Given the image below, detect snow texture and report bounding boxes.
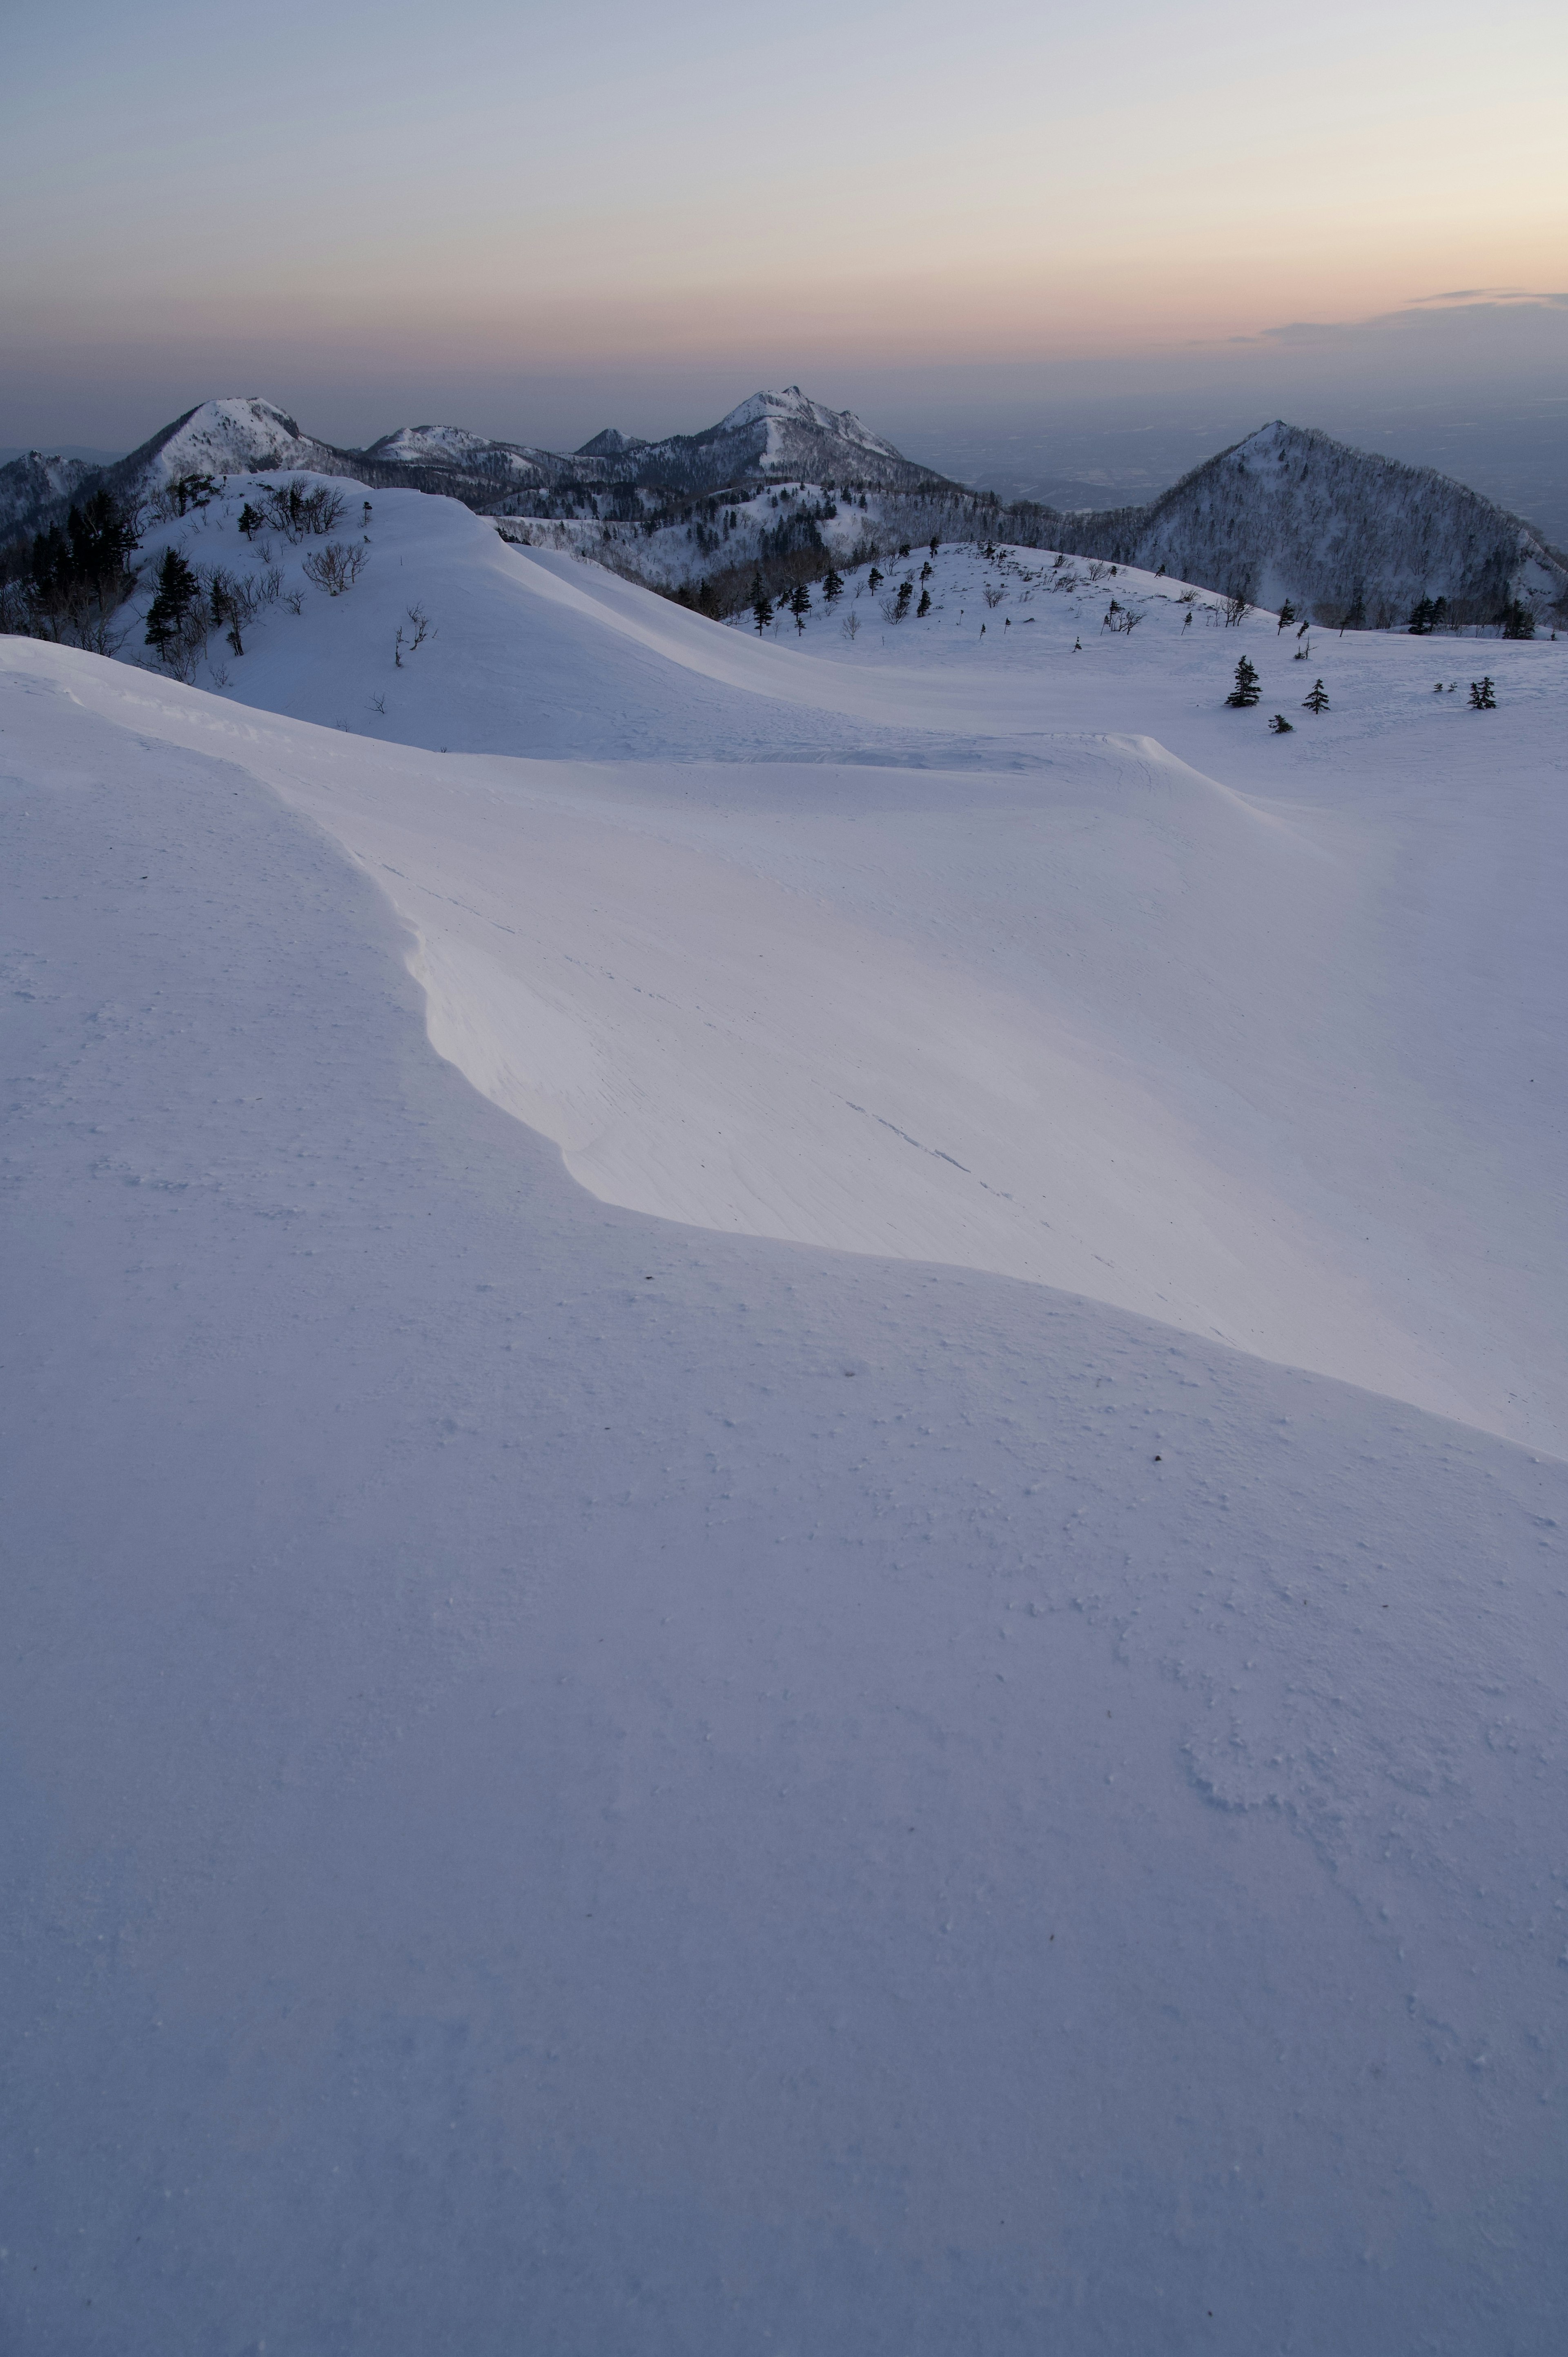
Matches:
[3,475,1566,2353]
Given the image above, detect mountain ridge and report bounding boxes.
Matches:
[3,390,1564,627]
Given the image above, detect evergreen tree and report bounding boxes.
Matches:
[822,566,844,605]
[1268,713,1294,733]
[1343,588,1366,633]
[1276,602,1296,633]
[145,547,198,658]
[867,566,883,595]
[788,581,812,633]
[238,502,262,539]
[1500,600,1535,640]
[1302,678,1330,714]
[749,575,773,635]
[1407,596,1437,635]
[917,588,931,618]
[893,578,913,620]
[1468,676,1497,709]
[1225,656,1261,707]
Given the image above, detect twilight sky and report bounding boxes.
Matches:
[4,0,1565,460]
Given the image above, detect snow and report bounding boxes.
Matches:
[136,395,337,484]
[715,384,906,464]
[3,475,1566,2350]
[0,448,94,538]
[363,421,549,480]
[1059,420,1568,623]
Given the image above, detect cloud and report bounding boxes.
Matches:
[1231,290,1568,350]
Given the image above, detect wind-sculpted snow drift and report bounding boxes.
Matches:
[2,477,1566,2354]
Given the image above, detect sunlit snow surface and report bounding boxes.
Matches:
[2,482,1566,2352]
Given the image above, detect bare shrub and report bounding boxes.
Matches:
[301,540,368,596]
[258,482,348,544]
[982,584,1005,609]
[841,610,860,641]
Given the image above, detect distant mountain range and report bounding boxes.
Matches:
[4,389,1564,628]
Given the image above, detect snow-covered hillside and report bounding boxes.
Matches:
[4,468,1566,2352]
[1053,419,1568,624]
[64,474,1568,1453]
[362,420,555,483]
[122,393,346,484]
[0,448,96,540]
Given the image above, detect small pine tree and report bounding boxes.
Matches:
[1408,596,1437,635]
[1225,656,1261,707]
[917,587,931,618]
[929,536,940,557]
[1268,713,1294,733]
[893,579,913,620]
[867,565,883,595]
[144,546,197,657]
[1500,600,1535,641]
[1302,678,1330,714]
[750,575,773,634]
[822,565,844,605]
[1468,676,1496,709]
[1276,601,1296,633]
[238,502,261,539]
[1343,589,1366,634]
[788,581,812,633]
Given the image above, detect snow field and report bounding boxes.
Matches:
[4,466,1566,2341]
[3,666,1566,2352]
[73,486,1568,1452]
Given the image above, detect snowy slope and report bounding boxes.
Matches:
[4,632,1567,2355]
[120,394,347,485]
[98,477,1568,1455]
[1052,420,1568,622]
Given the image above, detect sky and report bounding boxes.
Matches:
[3,0,1565,480]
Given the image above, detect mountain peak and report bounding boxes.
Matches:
[576,427,648,458]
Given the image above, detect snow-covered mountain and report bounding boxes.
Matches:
[0,449,97,541]
[8,395,1565,630]
[3,388,952,546]
[575,384,941,493]
[120,395,346,485]
[1047,420,1568,625]
[361,421,558,486]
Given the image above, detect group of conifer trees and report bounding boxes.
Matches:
[1,490,140,649]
